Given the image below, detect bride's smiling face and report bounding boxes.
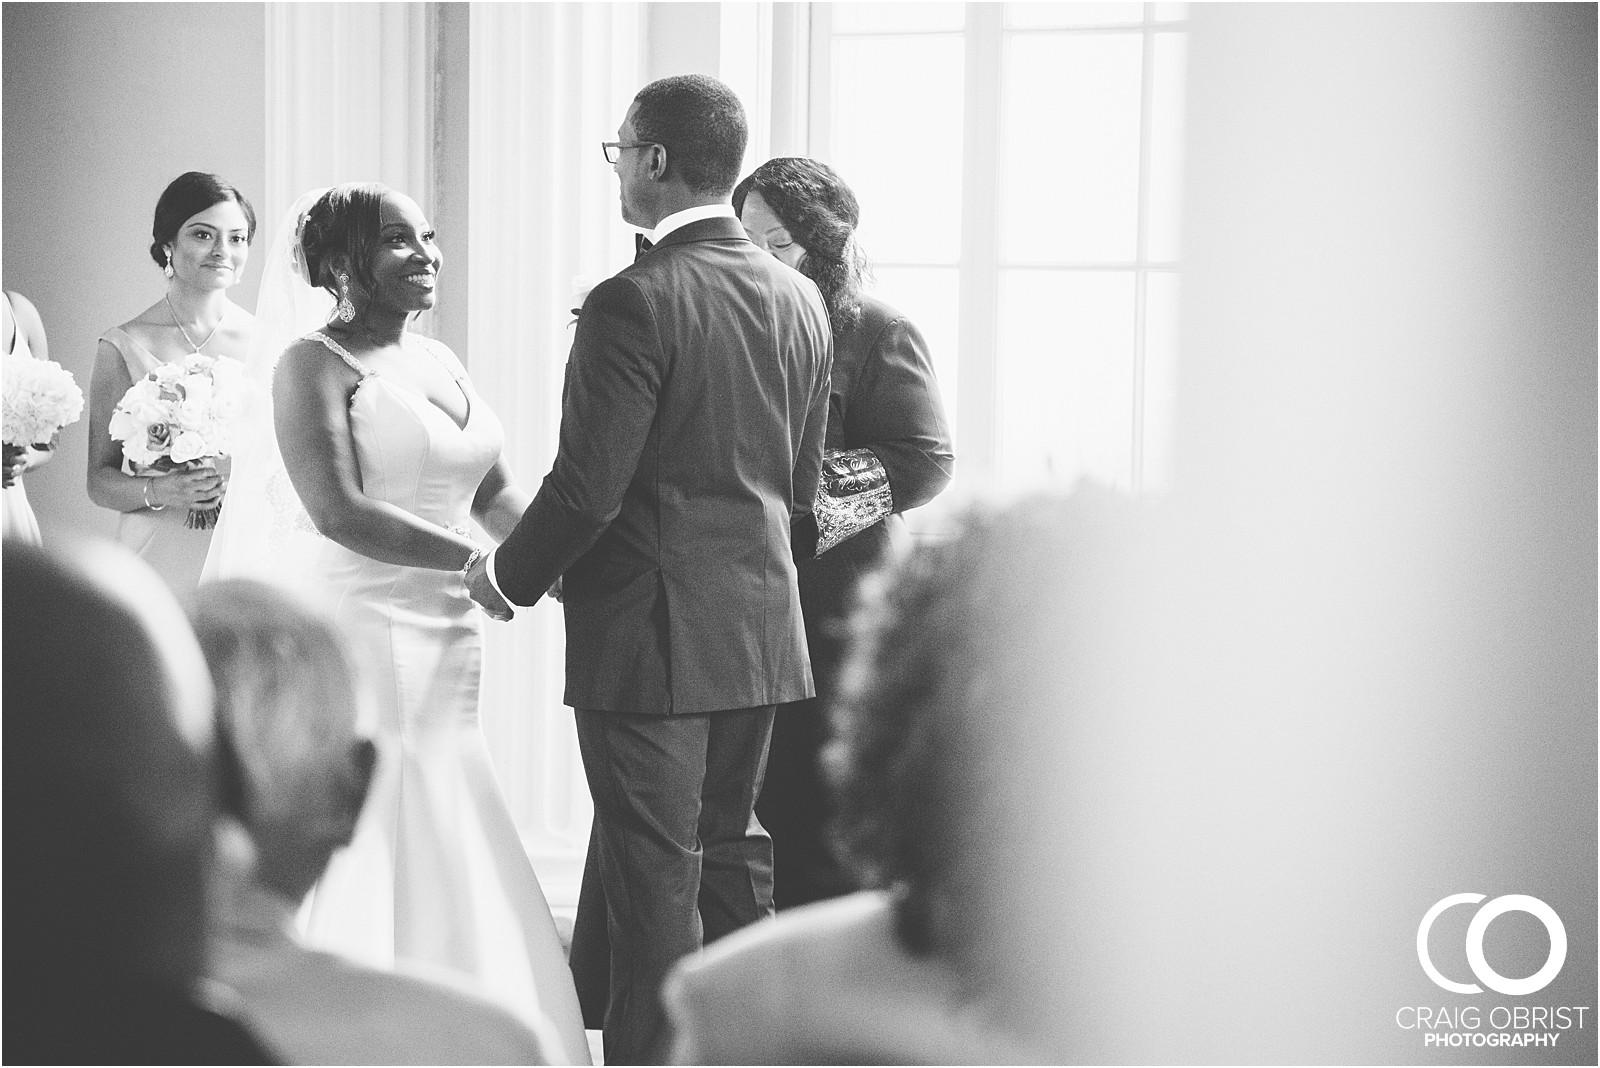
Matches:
[362,193,441,314]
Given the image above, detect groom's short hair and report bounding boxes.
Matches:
[632,74,748,196]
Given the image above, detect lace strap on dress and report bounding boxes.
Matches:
[305,331,377,379]
[412,333,467,383]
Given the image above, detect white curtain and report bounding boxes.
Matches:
[264,1,643,905]
[264,2,435,230]
[263,2,447,339]
[468,1,644,905]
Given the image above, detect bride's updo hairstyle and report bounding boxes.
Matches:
[150,171,257,269]
[297,183,390,303]
[733,157,868,335]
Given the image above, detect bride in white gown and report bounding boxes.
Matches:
[205,186,590,1064]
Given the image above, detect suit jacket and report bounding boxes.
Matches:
[495,215,834,715]
[793,293,955,691]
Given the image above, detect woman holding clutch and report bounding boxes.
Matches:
[735,157,955,908]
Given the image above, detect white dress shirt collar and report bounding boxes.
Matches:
[649,203,737,244]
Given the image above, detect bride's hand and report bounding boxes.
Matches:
[465,552,514,622]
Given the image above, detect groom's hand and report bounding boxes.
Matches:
[466,553,515,622]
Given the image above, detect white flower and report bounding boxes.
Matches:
[168,430,210,465]
[211,354,246,384]
[2,354,84,446]
[109,352,251,467]
[177,373,214,424]
[106,406,142,444]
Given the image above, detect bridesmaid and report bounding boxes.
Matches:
[2,290,54,545]
[87,171,256,597]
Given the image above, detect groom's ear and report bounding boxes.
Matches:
[649,143,670,182]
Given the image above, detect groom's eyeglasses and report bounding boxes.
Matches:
[602,141,658,164]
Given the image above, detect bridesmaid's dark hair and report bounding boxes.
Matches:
[297,183,390,302]
[733,157,868,335]
[149,172,257,269]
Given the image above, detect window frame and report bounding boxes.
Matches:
[807,2,1188,510]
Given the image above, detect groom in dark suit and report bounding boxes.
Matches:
[467,74,833,1064]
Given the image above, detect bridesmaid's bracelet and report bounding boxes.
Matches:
[142,478,166,512]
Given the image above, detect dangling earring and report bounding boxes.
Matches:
[336,272,356,323]
[163,251,174,280]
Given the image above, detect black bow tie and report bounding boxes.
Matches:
[634,233,654,262]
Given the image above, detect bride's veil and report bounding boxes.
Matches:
[202,189,332,583]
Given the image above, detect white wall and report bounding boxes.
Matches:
[1044,5,1596,1061]
[2,2,267,544]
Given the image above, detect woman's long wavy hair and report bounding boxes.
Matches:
[733,157,870,336]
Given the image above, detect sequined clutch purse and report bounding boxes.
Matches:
[814,447,893,556]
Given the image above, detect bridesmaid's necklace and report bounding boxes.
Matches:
[166,293,223,354]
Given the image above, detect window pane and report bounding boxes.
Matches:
[832,2,965,33]
[1006,2,1145,29]
[832,36,964,263]
[997,270,1136,491]
[1146,31,1187,262]
[1141,270,1180,493]
[1151,3,1190,23]
[1000,33,1143,263]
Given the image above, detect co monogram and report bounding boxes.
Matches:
[1417,894,1567,996]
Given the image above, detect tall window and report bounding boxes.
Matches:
[809,2,1187,521]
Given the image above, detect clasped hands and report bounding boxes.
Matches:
[464,552,562,624]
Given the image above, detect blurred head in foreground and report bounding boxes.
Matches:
[3,540,269,1061]
[190,578,375,902]
[825,487,1132,1034]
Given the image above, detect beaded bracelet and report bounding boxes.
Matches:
[448,524,483,575]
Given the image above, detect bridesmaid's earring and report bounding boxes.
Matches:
[163,251,174,279]
[336,272,356,323]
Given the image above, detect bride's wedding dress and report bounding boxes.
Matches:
[205,193,589,1064]
[287,332,588,1063]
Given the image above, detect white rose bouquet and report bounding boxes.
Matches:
[108,352,252,529]
[2,352,84,487]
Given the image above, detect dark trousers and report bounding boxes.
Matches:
[569,705,776,1065]
[753,531,884,910]
[754,693,859,908]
